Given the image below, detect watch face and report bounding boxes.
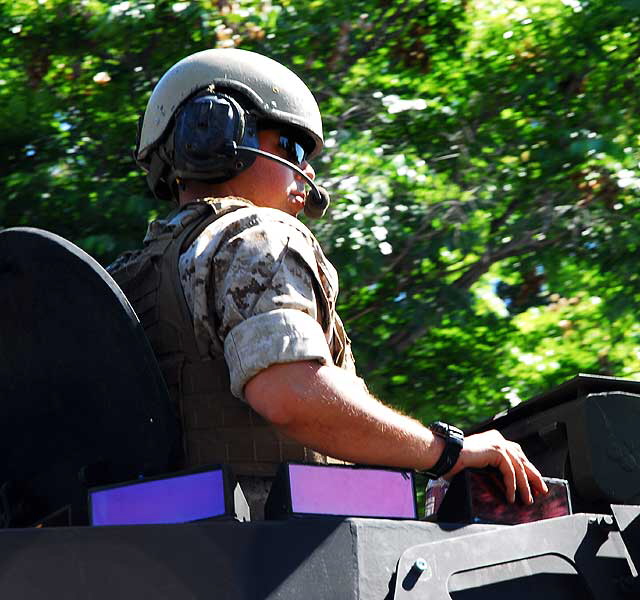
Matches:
[430,421,449,438]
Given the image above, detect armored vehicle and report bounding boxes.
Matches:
[1,227,638,599]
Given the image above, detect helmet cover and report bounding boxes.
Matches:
[137,48,324,173]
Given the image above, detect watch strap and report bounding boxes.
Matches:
[421,421,464,479]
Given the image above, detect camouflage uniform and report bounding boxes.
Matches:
[178,197,356,399]
[111,196,355,518]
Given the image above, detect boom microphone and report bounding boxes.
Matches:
[305,185,331,219]
[237,146,331,218]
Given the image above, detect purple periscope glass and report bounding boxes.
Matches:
[286,464,416,519]
[90,469,227,526]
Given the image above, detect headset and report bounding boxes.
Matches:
[162,91,330,218]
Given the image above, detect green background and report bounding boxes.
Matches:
[3,0,640,427]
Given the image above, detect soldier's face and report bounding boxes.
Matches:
[229,130,316,217]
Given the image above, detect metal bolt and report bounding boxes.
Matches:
[413,558,428,572]
[402,557,431,590]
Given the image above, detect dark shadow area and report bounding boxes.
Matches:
[450,572,594,599]
[0,228,349,599]
[612,505,640,575]
[0,517,350,599]
[0,228,179,526]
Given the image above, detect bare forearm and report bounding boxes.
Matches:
[245,361,445,470]
[245,360,549,505]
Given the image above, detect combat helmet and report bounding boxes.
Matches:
[136,48,324,201]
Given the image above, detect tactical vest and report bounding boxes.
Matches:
[109,199,334,476]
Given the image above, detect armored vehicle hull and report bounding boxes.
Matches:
[0,227,638,599]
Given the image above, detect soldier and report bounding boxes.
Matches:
[109,49,547,518]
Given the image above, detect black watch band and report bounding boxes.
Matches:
[421,421,464,479]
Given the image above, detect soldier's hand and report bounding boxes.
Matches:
[446,430,548,504]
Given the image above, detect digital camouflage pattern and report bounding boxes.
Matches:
[109,197,351,487]
[177,197,356,399]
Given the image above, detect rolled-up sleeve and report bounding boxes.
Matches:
[224,309,332,398]
[192,208,335,399]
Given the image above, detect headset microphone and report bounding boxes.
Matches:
[237,146,331,219]
[304,184,331,219]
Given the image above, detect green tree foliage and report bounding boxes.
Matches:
[2,0,640,427]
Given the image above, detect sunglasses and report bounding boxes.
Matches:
[278,132,310,166]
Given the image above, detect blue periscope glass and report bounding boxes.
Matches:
[90,469,226,526]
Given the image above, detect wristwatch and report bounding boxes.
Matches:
[421,421,465,479]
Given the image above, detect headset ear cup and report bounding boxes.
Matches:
[171,93,257,183]
[236,112,260,169]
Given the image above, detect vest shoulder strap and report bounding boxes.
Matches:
[158,200,246,362]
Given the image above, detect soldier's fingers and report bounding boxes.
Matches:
[510,451,533,505]
[496,450,517,503]
[507,441,548,497]
[523,458,548,495]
